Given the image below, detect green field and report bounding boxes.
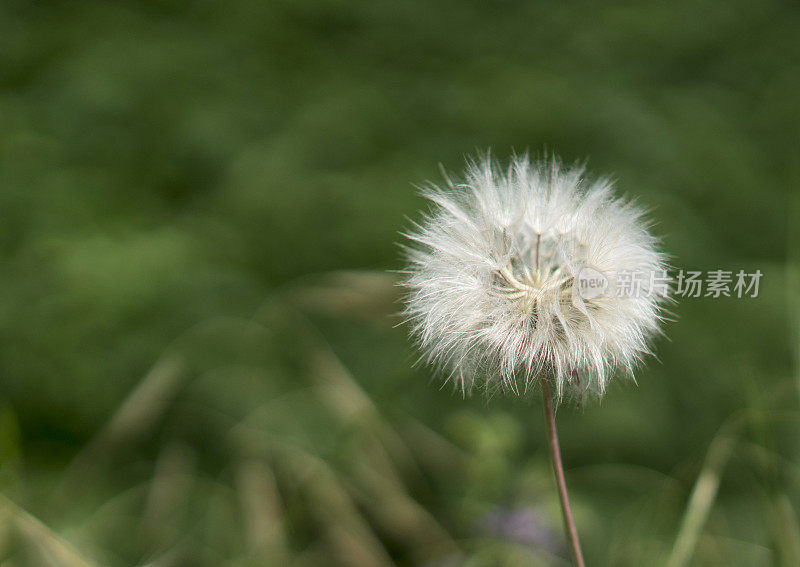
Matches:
[0,1,798,565]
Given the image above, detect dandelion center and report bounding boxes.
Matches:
[492,230,584,313]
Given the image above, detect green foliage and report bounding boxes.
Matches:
[0,1,798,565]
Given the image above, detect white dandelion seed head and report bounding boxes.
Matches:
[401,154,669,400]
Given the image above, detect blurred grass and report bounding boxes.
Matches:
[0,0,799,565]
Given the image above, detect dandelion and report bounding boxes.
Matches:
[402,154,667,398]
[400,153,669,566]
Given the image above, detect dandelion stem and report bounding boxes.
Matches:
[541,377,585,567]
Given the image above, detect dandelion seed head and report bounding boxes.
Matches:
[401,154,669,399]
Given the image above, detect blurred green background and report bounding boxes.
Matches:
[1,1,799,566]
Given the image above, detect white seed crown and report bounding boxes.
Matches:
[401,154,669,399]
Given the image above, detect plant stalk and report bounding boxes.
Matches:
[541,377,585,567]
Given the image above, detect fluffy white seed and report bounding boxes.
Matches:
[401,154,669,399]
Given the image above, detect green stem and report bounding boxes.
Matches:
[667,435,736,567]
